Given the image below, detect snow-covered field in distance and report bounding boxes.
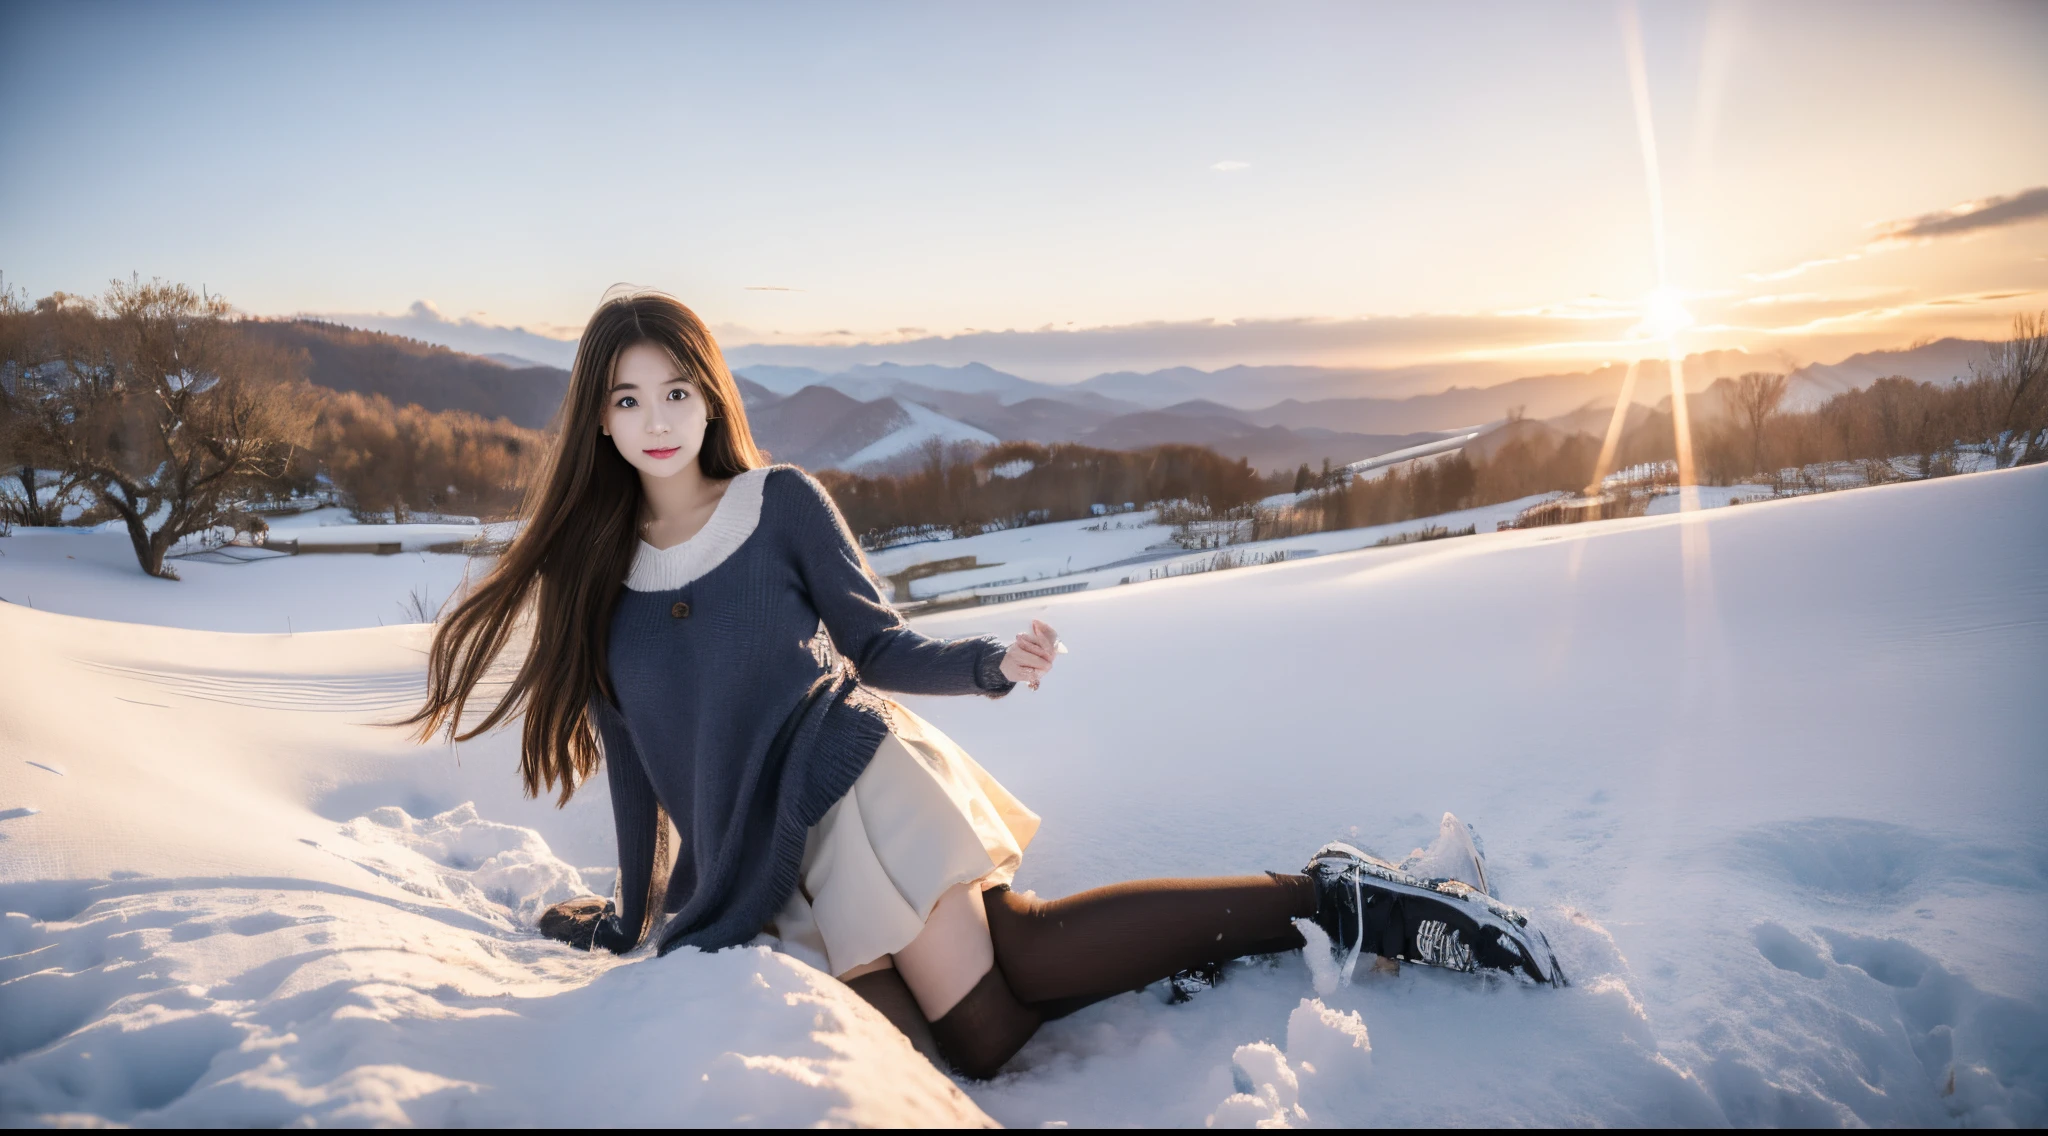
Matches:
[870,482,1774,604]
[1,466,2043,1126]
[0,482,1773,630]
[0,527,478,634]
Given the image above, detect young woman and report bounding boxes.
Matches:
[407,291,1558,1080]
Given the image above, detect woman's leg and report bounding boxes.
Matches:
[891,883,995,1018]
[985,873,1315,1009]
[892,882,1043,1079]
[884,873,1321,1080]
[841,963,945,1067]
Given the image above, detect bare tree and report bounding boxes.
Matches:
[0,283,44,525]
[10,278,312,578]
[1727,372,1789,478]
[1,289,98,527]
[1972,312,2048,467]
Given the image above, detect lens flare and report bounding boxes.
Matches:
[1587,359,1643,493]
[1620,0,1699,507]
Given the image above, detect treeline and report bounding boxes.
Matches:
[1254,440,1596,540]
[815,440,1269,546]
[1260,314,2046,541]
[0,277,547,575]
[284,389,542,521]
[242,318,568,431]
[1684,330,2047,483]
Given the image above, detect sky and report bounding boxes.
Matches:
[3,0,2045,382]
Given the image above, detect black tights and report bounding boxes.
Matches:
[850,873,1315,1079]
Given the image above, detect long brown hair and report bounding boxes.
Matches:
[402,290,764,804]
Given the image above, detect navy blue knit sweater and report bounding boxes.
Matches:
[588,465,1013,956]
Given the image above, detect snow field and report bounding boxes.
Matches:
[2,476,1771,633]
[872,492,1576,604]
[0,613,988,1126]
[0,464,2042,1125]
[903,464,2048,1126]
[0,527,479,633]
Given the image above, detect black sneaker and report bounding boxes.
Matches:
[1166,961,1225,1003]
[1304,842,1564,985]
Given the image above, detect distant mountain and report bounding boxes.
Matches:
[745,385,997,472]
[873,387,1117,442]
[834,361,1046,401]
[1543,401,1652,439]
[1528,340,1993,437]
[245,319,570,430]
[1785,337,1986,408]
[1073,361,1527,410]
[1072,340,1995,423]
[733,364,834,395]
[734,374,782,411]
[732,361,1138,416]
[1076,401,1443,473]
[746,386,874,466]
[841,401,999,470]
[743,362,1029,402]
[1239,352,1746,437]
[310,302,579,369]
[289,315,1991,469]
[482,352,551,370]
[742,376,1450,474]
[1229,341,1996,438]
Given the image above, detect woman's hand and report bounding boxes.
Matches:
[999,619,1059,690]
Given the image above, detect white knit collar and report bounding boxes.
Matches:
[624,467,771,592]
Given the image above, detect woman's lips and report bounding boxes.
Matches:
[643,446,680,459]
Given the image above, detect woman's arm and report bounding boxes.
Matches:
[784,470,1016,697]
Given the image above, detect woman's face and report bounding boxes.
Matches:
[603,341,710,478]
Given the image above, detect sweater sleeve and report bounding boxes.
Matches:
[782,469,1015,698]
[591,703,661,954]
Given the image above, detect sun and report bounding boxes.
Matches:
[1634,287,1696,342]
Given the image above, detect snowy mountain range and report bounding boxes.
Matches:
[731,338,1992,473]
[274,317,1997,474]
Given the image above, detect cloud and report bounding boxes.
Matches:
[1750,186,2048,281]
[1876,186,2048,242]
[310,283,2031,388]
[1211,160,1250,172]
[719,310,1639,382]
[1745,254,1862,283]
[1734,286,1908,312]
[1498,295,1644,321]
[308,301,580,368]
[1719,288,2039,338]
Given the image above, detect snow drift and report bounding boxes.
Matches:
[2,465,2044,1126]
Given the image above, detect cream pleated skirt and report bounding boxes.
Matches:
[765,700,1039,977]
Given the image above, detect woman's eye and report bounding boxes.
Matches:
[668,388,688,401]
[615,396,637,409]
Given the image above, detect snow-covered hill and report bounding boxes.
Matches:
[839,399,999,471]
[744,385,1001,473]
[1,466,2042,1126]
